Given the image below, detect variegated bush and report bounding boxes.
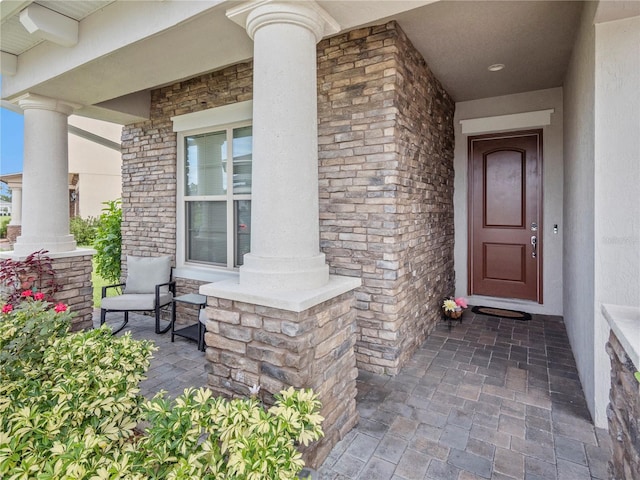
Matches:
[0,300,155,479]
[0,300,323,479]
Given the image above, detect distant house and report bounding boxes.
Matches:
[0,200,10,216]
[67,115,122,219]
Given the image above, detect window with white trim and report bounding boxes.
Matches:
[179,123,252,269]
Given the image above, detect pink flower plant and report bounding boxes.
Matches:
[2,304,13,314]
[21,290,33,298]
[454,297,468,309]
[34,292,45,301]
[54,303,68,313]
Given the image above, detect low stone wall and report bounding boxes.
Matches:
[201,291,359,469]
[606,330,640,479]
[52,253,94,331]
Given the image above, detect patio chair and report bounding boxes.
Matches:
[100,255,175,335]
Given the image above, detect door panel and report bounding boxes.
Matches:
[469,130,542,302]
[484,243,525,282]
[485,150,524,227]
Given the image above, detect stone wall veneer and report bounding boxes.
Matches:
[120,20,454,377]
[120,62,253,262]
[606,330,640,480]
[317,22,455,374]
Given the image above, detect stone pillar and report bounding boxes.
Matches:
[13,93,77,255]
[229,1,338,291]
[202,291,359,469]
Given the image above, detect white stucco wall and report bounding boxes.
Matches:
[593,14,640,427]
[68,116,122,219]
[453,87,564,316]
[563,1,597,423]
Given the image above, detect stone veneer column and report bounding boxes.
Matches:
[229,1,338,291]
[13,93,77,255]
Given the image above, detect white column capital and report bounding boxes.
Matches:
[15,93,80,116]
[227,0,339,42]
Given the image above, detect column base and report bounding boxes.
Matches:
[199,284,360,469]
[240,253,330,291]
[0,248,95,331]
[13,234,77,255]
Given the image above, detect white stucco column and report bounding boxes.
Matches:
[13,94,77,255]
[7,183,22,226]
[227,1,339,291]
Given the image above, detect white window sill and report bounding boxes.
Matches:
[602,303,640,370]
[173,265,239,284]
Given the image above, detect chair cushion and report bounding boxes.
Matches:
[101,292,173,311]
[124,256,172,294]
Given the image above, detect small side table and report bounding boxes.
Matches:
[171,293,207,351]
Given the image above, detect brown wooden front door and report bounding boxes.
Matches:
[468,130,542,302]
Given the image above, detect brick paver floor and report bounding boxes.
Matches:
[319,312,611,480]
[94,309,208,399]
[95,308,611,479]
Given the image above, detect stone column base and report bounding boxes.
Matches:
[606,330,640,479]
[201,289,359,469]
[6,224,20,246]
[1,248,95,331]
[52,251,95,331]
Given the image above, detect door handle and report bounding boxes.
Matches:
[531,235,537,258]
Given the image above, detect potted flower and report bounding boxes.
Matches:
[442,296,467,319]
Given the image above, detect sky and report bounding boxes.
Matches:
[0,107,24,176]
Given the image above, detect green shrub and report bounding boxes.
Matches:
[70,216,98,246]
[136,386,323,479]
[0,297,74,380]
[93,199,122,285]
[0,301,324,479]
[0,217,9,239]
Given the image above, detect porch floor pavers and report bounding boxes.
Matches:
[94,308,611,479]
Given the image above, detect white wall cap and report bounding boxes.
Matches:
[602,303,640,370]
[200,274,361,312]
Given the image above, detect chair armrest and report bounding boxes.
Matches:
[155,280,176,296]
[102,283,125,299]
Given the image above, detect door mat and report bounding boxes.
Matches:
[471,306,532,321]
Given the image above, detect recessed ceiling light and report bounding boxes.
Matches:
[488,64,505,72]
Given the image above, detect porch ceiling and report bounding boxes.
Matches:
[0,0,605,122]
